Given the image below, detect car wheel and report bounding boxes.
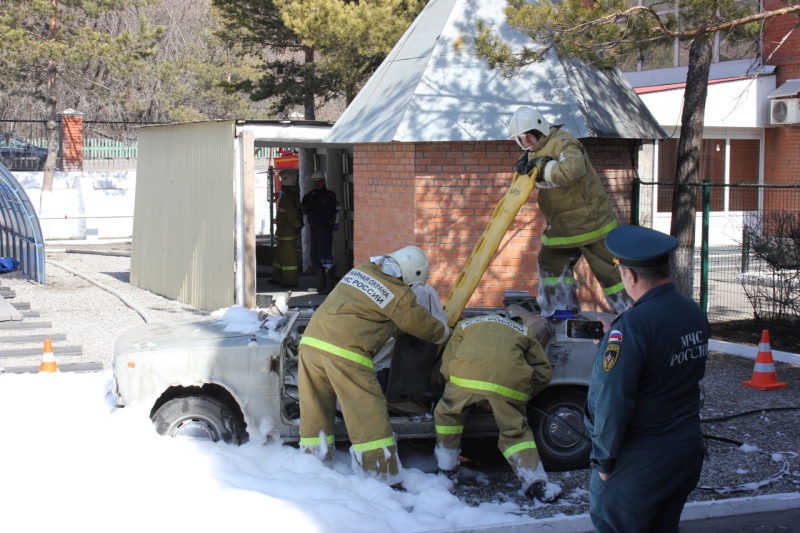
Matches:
[528,386,591,471]
[152,395,244,444]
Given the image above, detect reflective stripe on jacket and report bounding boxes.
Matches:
[529,127,617,248]
[300,262,448,367]
[441,315,552,402]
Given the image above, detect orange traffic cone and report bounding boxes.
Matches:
[38,338,58,373]
[742,330,786,390]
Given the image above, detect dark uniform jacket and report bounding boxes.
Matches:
[301,261,449,369]
[302,187,338,230]
[441,315,552,401]
[526,126,617,248]
[584,283,709,474]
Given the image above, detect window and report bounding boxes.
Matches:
[656,137,760,213]
[627,0,759,72]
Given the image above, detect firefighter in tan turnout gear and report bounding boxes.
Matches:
[270,169,303,287]
[509,106,632,317]
[298,245,451,487]
[433,304,562,502]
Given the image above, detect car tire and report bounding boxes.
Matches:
[152,395,244,444]
[528,386,591,471]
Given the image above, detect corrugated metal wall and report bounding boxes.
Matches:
[131,121,236,311]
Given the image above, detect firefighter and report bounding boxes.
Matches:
[433,304,562,502]
[297,245,451,487]
[270,169,303,287]
[301,170,338,295]
[509,106,632,317]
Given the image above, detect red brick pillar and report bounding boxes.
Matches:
[59,109,84,171]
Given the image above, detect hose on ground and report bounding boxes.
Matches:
[65,248,131,258]
[47,259,150,323]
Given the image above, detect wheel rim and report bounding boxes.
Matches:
[167,415,222,441]
[544,405,588,453]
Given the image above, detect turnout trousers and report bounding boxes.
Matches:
[589,437,705,533]
[272,236,299,285]
[434,382,547,488]
[537,240,631,316]
[298,345,402,484]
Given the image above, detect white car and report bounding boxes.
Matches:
[112,303,606,471]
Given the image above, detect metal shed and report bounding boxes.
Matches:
[131,120,346,311]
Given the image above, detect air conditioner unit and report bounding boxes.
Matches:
[770,98,800,125]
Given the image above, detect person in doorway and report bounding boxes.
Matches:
[508,105,632,317]
[270,169,303,287]
[433,304,561,502]
[297,245,451,488]
[301,170,339,294]
[584,225,709,533]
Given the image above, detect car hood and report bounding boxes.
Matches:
[114,314,293,357]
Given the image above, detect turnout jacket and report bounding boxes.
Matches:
[584,283,709,474]
[441,315,552,401]
[275,186,303,239]
[525,126,617,248]
[300,261,449,368]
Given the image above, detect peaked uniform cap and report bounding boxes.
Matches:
[606,225,678,268]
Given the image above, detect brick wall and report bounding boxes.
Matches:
[353,138,636,311]
[764,0,800,187]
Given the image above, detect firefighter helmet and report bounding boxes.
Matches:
[387,246,430,285]
[311,170,326,183]
[280,169,298,186]
[508,106,551,150]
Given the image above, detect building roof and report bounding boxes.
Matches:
[325,0,666,144]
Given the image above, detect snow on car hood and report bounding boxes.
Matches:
[115,305,295,355]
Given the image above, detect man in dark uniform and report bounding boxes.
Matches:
[584,225,709,533]
[301,170,338,294]
[297,245,451,487]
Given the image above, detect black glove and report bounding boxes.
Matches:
[514,152,531,175]
[529,156,553,180]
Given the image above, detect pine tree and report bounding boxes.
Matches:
[212,0,425,119]
[0,0,163,209]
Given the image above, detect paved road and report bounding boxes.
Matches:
[683,506,800,531]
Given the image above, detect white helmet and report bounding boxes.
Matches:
[508,106,551,150]
[387,245,430,285]
[280,169,298,187]
[311,170,326,183]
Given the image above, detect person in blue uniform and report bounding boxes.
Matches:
[302,171,339,294]
[584,225,709,533]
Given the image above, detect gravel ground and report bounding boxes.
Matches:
[1,240,799,521]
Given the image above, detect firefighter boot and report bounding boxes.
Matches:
[319,267,335,295]
[316,268,327,294]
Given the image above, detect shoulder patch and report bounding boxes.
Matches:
[603,344,620,373]
[460,314,527,335]
[340,269,395,309]
[608,330,622,343]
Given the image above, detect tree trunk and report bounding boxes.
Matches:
[669,36,712,298]
[40,6,60,214]
[304,47,315,120]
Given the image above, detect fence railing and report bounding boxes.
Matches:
[1,116,280,169]
[634,180,800,324]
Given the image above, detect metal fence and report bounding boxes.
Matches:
[634,180,800,324]
[0,116,280,170]
[0,116,159,170]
